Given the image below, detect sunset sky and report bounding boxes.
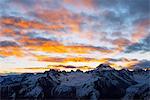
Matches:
[0,0,150,73]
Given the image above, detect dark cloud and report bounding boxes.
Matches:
[111,32,125,37]
[108,58,138,62]
[64,66,76,69]
[127,0,150,15]
[94,0,150,27]
[112,38,131,47]
[125,34,150,52]
[0,41,18,47]
[95,0,150,15]
[133,60,150,69]
[102,10,124,24]
[14,0,37,6]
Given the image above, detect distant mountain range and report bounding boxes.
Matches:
[0,64,150,100]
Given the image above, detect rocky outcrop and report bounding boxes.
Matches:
[123,83,150,100]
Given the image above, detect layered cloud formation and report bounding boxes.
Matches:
[0,0,150,73]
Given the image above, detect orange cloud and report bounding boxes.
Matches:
[0,47,24,57]
[47,64,92,71]
[111,58,139,69]
[112,38,132,47]
[37,56,111,65]
[18,36,113,54]
[36,8,82,33]
[1,17,65,31]
[0,28,18,37]
[132,19,150,42]
[18,36,61,46]
[124,61,139,69]
[27,45,113,54]
[37,56,64,62]
[63,57,95,62]
[14,64,93,72]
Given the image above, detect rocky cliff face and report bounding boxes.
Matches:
[0,64,150,100]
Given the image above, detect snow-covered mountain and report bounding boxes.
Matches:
[0,64,150,100]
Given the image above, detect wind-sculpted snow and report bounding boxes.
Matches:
[0,64,150,99]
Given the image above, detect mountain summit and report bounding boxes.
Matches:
[0,64,149,100]
[96,64,114,70]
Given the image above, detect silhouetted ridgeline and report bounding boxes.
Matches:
[0,64,150,100]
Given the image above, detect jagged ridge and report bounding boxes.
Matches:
[0,64,150,100]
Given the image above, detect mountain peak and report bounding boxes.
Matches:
[0,64,149,99]
[96,63,114,70]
